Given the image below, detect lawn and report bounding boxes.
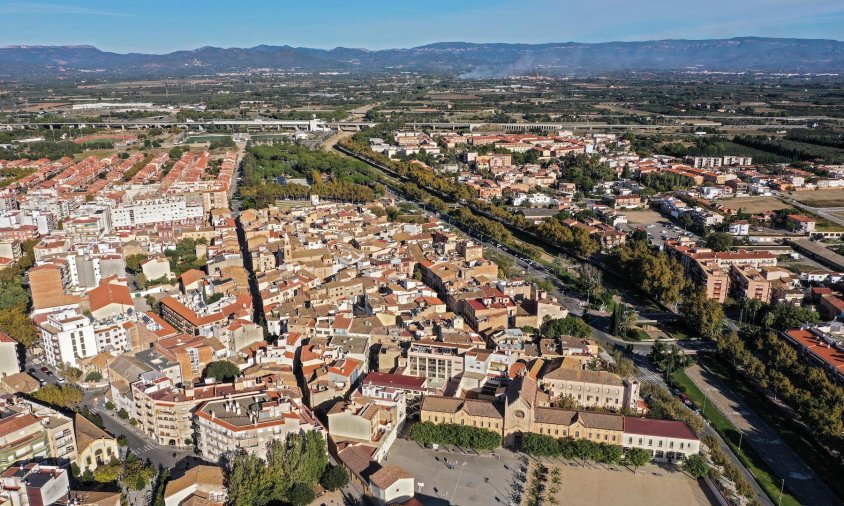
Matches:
[700,357,844,501]
[661,321,698,341]
[670,369,801,506]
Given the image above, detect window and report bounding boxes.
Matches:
[648,439,653,446]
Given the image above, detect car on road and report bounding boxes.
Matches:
[40,367,49,373]
[38,379,46,386]
[57,377,66,385]
[28,368,36,374]
[45,370,53,376]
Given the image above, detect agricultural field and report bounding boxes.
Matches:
[789,189,844,208]
[722,196,791,214]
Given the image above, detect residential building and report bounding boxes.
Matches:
[0,333,20,378]
[0,464,70,506]
[194,393,323,462]
[37,308,96,368]
[0,400,77,471]
[163,465,226,506]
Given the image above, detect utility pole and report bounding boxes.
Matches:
[778,478,784,506]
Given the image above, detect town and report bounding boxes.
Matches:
[1,11,844,506]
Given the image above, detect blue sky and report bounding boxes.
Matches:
[0,0,842,53]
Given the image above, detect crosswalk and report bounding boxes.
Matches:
[135,443,156,453]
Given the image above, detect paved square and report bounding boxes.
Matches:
[388,438,525,505]
[386,438,716,506]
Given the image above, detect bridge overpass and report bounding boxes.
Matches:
[0,118,376,132]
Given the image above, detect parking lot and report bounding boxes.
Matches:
[620,220,699,249]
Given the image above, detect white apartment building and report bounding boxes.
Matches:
[38,307,97,367]
[512,192,555,207]
[110,197,204,227]
[193,394,324,462]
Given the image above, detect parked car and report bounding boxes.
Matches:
[40,367,49,373]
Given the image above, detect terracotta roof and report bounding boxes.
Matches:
[75,413,114,451]
[369,465,413,489]
[362,372,427,391]
[88,279,133,312]
[164,465,225,499]
[623,416,698,440]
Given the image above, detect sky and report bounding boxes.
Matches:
[0,0,842,53]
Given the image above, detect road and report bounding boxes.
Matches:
[786,198,844,227]
[685,363,840,506]
[83,388,196,469]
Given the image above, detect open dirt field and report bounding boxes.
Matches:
[624,209,669,226]
[546,463,714,506]
[721,196,791,214]
[790,188,844,208]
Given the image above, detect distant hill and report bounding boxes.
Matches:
[1,37,843,79]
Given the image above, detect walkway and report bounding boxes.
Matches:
[685,363,840,506]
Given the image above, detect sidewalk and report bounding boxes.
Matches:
[685,363,840,506]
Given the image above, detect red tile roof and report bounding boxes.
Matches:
[623,417,698,440]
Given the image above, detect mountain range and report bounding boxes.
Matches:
[1,37,843,79]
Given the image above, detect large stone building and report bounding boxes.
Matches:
[539,363,640,411]
[420,375,700,462]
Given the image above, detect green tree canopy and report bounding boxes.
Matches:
[682,454,710,478]
[546,316,591,340]
[203,360,241,382]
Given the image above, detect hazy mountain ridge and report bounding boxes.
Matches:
[1,37,842,78]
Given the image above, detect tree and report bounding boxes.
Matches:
[288,483,315,506]
[85,371,104,382]
[408,422,502,450]
[680,287,725,339]
[760,303,819,330]
[682,454,710,478]
[597,444,623,465]
[571,227,599,257]
[577,264,603,305]
[117,408,129,420]
[203,360,240,382]
[546,316,591,340]
[0,305,39,348]
[121,454,157,491]
[33,384,82,409]
[610,351,637,378]
[522,433,561,457]
[58,364,83,382]
[125,253,148,274]
[225,432,329,506]
[705,232,734,252]
[93,461,121,483]
[625,448,651,472]
[611,304,637,338]
[320,465,349,491]
[225,452,267,506]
